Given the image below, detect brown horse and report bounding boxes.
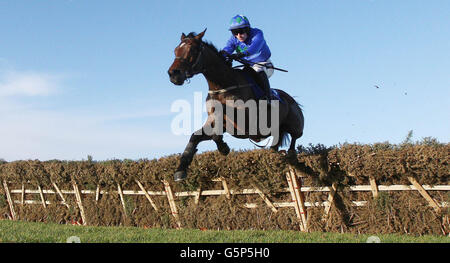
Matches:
[168,29,304,181]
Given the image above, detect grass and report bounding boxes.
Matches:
[0,220,448,243]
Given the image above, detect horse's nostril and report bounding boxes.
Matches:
[169,69,181,77]
[168,70,174,76]
[173,69,181,75]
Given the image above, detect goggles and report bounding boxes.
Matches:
[231,28,248,36]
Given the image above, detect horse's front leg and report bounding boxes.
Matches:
[212,135,230,156]
[174,128,212,181]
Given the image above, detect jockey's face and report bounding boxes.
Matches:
[232,28,249,42]
[236,32,248,42]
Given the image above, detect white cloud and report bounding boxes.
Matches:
[0,71,61,97]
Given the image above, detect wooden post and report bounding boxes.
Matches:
[322,182,338,225]
[212,177,231,199]
[52,182,70,209]
[221,178,231,199]
[163,180,181,229]
[220,178,231,200]
[72,181,87,225]
[37,185,47,208]
[290,167,308,231]
[21,183,25,205]
[286,172,303,231]
[443,215,449,236]
[194,187,202,205]
[369,177,379,198]
[253,185,277,213]
[95,185,100,203]
[2,180,17,220]
[408,177,441,213]
[135,180,159,212]
[286,167,308,232]
[117,184,128,219]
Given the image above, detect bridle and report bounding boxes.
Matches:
[175,39,205,80]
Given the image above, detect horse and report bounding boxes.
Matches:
[168,29,304,181]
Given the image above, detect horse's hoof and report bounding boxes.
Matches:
[287,150,297,159]
[287,150,298,164]
[218,144,230,156]
[174,170,187,182]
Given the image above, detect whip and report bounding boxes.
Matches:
[233,58,288,72]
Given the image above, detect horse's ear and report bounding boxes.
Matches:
[181,33,187,41]
[195,28,207,41]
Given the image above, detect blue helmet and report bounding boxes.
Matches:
[229,15,250,30]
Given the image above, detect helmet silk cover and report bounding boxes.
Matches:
[229,15,250,30]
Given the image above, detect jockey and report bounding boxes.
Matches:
[220,15,274,101]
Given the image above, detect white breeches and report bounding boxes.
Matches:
[252,59,274,78]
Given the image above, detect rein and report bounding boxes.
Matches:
[189,43,205,75]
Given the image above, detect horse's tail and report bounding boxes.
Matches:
[280,131,290,148]
[276,88,304,144]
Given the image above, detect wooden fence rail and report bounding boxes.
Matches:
[2,167,449,232]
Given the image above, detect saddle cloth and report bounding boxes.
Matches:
[242,71,284,104]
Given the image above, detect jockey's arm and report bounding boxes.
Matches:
[221,36,237,56]
[244,30,266,56]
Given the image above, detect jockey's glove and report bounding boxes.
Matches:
[219,50,229,58]
[229,52,246,60]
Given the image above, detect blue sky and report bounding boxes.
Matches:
[0,0,449,161]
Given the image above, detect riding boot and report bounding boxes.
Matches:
[258,71,271,103]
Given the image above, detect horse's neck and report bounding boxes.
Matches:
[202,48,242,91]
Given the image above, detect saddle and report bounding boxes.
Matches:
[241,66,284,103]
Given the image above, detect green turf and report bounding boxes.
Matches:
[0,220,448,243]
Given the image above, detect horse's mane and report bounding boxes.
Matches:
[186,32,232,69]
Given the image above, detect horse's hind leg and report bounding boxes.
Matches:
[287,135,299,156]
[269,130,299,159]
[286,103,304,158]
[284,122,303,162]
[212,135,230,155]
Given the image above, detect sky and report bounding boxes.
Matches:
[0,0,449,161]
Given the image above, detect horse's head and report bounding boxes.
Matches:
[168,29,206,85]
